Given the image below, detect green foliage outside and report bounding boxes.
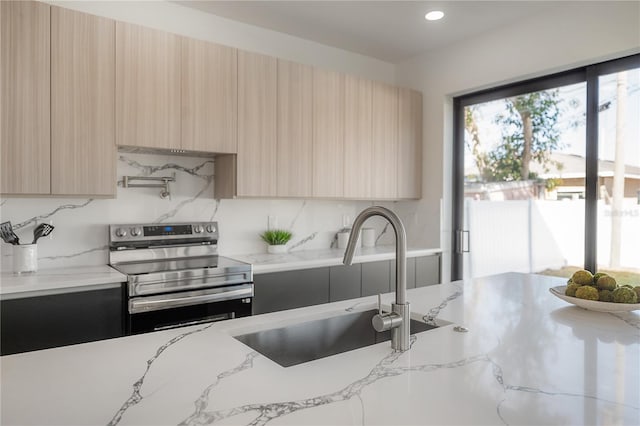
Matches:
[466,90,564,184]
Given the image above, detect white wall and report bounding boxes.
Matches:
[395,1,640,282]
[45,0,396,84]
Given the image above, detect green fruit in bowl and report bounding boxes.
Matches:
[575,285,599,301]
[571,270,594,286]
[565,283,581,297]
[593,272,608,283]
[596,275,617,291]
[612,287,638,304]
[598,289,614,302]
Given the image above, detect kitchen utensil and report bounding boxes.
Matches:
[0,221,20,245]
[32,223,54,244]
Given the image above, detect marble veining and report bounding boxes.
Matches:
[422,284,463,325]
[288,231,318,252]
[13,199,94,230]
[108,323,217,426]
[118,156,214,180]
[179,352,260,426]
[610,312,640,330]
[182,336,421,426]
[1,152,415,272]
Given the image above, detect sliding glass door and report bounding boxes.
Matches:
[453,54,640,283]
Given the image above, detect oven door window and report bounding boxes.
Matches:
[128,298,252,334]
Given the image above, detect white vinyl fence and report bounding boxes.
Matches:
[464,199,640,279]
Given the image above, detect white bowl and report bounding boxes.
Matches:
[549,285,640,313]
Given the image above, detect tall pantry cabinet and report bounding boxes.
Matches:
[1,1,50,194]
[1,2,117,196]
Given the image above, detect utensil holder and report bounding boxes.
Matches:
[13,244,37,274]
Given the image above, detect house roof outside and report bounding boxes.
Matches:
[532,153,640,180]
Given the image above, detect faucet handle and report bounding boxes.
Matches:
[377,294,382,315]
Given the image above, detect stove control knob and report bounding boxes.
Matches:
[193,225,204,234]
[115,228,127,238]
[206,224,216,233]
[130,227,142,237]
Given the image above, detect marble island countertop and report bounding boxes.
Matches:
[2,272,638,425]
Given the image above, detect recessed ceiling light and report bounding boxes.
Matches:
[425,10,444,21]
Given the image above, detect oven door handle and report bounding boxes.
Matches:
[129,284,253,314]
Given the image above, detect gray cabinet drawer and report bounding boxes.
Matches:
[361,260,391,296]
[390,257,416,289]
[253,268,330,314]
[416,254,441,287]
[329,264,362,302]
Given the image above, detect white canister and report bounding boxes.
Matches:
[361,227,376,247]
[13,244,38,274]
[337,229,361,249]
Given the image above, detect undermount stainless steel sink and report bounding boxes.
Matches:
[234,309,438,367]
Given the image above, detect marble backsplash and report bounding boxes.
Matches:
[0,152,425,272]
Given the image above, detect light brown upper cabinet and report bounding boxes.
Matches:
[313,69,345,198]
[277,60,313,198]
[371,81,399,199]
[116,22,180,150]
[237,50,277,197]
[1,1,50,195]
[344,75,373,199]
[51,7,116,196]
[398,88,423,199]
[181,38,237,153]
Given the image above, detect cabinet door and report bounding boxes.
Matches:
[253,268,329,314]
[313,69,345,198]
[362,261,391,296]
[237,50,277,197]
[51,7,115,196]
[416,255,441,287]
[116,22,180,149]
[0,1,50,195]
[0,286,125,356]
[344,76,373,198]
[329,264,362,302]
[182,38,237,153]
[371,82,398,199]
[398,88,423,199]
[277,59,313,197]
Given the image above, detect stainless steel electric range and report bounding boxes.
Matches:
[108,222,253,334]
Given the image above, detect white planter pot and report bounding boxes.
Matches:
[267,244,288,254]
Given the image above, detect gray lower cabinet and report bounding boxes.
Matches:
[253,254,441,315]
[416,254,441,287]
[0,285,125,356]
[253,268,330,314]
[329,264,361,302]
[390,257,416,289]
[361,261,391,296]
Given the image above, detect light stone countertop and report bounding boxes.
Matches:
[0,264,127,300]
[231,245,442,274]
[1,272,638,425]
[0,246,441,299]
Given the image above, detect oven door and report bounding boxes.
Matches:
[127,283,253,334]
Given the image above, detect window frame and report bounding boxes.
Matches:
[452,53,640,281]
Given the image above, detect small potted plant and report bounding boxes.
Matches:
[260,229,293,254]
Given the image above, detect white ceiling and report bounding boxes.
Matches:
[174,1,558,63]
